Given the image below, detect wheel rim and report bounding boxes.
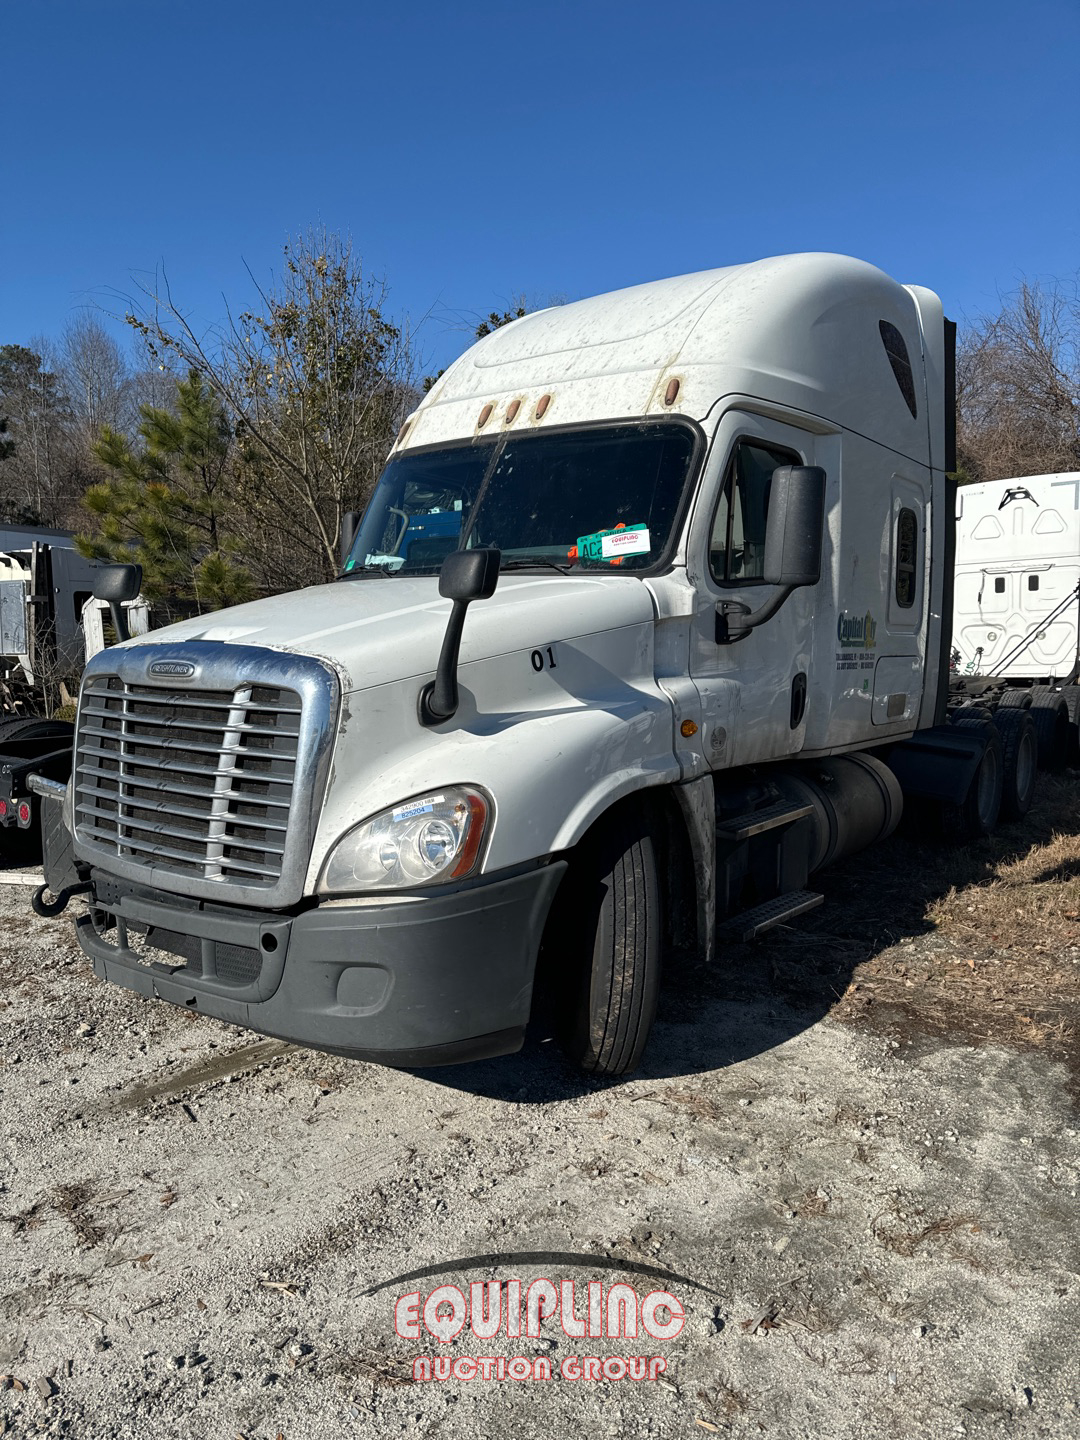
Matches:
[1016,730,1036,803]
[977,748,1000,827]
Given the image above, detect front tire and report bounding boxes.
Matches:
[561,809,662,1076]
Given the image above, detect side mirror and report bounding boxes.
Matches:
[92,563,142,604]
[762,466,826,587]
[439,547,501,603]
[419,548,501,725]
[340,510,360,567]
[91,563,143,644]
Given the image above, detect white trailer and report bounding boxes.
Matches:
[954,472,1080,680]
[37,253,1040,1075]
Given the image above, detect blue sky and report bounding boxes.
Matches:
[2,0,1077,376]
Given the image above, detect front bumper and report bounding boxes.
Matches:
[75,862,567,1067]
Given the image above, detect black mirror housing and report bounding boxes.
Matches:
[763,466,826,588]
[92,563,143,604]
[439,548,501,602]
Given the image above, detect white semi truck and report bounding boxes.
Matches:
[36,253,1038,1075]
[950,472,1080,769]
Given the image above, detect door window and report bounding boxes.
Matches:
[709,440,801,584]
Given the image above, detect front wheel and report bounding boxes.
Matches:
[559,809,662,1076]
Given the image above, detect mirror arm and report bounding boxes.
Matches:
[418,599,470,726]
[109,600,131,644]
[715,585,797,644]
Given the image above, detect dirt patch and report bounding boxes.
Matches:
[711,774,1080,1090]
[1,786,1079,1438]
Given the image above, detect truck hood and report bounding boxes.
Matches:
[124,573,658,693]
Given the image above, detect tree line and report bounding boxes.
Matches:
[2,237,1077,616]
[0,230,423,611]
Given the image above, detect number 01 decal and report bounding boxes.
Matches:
[530,646,557,672]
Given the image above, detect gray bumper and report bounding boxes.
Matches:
[75,863,567,1067]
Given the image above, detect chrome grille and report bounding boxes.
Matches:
[75,676,302,889]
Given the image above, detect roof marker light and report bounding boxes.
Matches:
[505,399,521,423]
[664,378,681,406]
[478,403,493,428]
[535,394,551,419]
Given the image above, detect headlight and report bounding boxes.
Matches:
[318,786,491,895]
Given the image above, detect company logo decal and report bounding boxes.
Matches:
[835,610,878,677]
[836,611,878,648]
[148,660,196,678]
[362,1248,718,1386]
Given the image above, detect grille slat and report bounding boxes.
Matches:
[75,750,295,786]
[75,674,301,890]
[74,764,294,808]
[78,723,300,760]
[74,804,289,854]
[80,706,300,740]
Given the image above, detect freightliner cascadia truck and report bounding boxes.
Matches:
[948,472,1080,770]
[36,253,1036,1076]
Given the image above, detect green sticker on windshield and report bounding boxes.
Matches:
[575,522,650,564]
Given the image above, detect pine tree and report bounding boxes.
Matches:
[77,370,254,611]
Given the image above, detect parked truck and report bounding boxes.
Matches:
[949,472,1080,770]
[0,531,148,853]
[35,253,1043,1075]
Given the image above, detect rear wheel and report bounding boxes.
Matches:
[1028,687,1070,771]
[997,688,1033,709]
[993,708,1038,820]
[559,807,662,1076]
[1060,684,1080,766]
[940,722,1003,843]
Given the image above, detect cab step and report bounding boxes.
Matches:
[719,890,824,943]
[715,799,814,841]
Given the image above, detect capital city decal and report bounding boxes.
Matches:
[836,611,878,648]
[835,609,878,678]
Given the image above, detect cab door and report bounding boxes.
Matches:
[687,411,822,770]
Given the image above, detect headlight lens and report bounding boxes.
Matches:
[318,786,490,894]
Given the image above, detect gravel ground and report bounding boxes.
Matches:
[1,810,1078,1440]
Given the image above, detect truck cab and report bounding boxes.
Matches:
[56,253,961,1075]
[953,472,1080,681]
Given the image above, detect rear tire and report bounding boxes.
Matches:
[1060,684,1080,766]
[993,708,1038,820]
[1028,687,1070,771]
[939,722,1003,843]
[997,688,1033,709]
[560,808,662,1077]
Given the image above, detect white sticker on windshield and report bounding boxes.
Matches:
[393,794,445,822]
[601,526,651,559]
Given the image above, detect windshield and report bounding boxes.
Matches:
[342,421,698,577]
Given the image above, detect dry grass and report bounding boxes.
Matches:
[731,774,1080,1089]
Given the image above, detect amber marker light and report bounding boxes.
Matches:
[450,792,489,879]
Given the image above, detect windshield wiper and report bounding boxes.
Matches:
[500,557,574,576]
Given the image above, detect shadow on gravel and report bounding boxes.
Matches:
[418,775,1080,1104]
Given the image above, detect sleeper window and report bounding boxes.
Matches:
[709,441,800,584]
[895,507,918,608]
